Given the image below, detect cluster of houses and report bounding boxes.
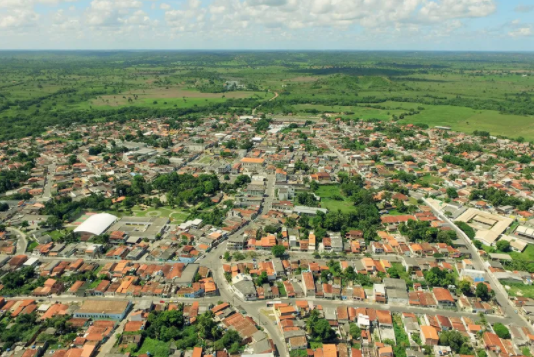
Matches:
[0,254,218,299]
[269,299,534,357]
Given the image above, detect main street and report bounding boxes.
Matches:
[424,198,532,331]
[42,163,56,199]
[8,227,28,254]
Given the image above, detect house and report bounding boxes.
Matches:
[302,272,315,297]
[288,336,307,350]
[378,346,393,357]
[33,279,64,296]
[433,287,455,308]
[421,325,439,345]
[374,284,386,303]
[241,158,265,171]
[310,172,331,182]
[233,279,257,301]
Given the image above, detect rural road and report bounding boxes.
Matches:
[252,91,278,115]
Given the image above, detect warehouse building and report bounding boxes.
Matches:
[74,300,131,320]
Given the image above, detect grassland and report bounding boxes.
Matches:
[316,185,356,213]
[111,205,190,223]
[1,51,534,140]
[134,338,170,357]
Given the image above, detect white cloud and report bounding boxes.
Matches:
[509,27,533,37]
[161,0,497,36]
[85,0,143,26]
[0,8,39,29]
[248,0,288,6]
[0,0,528,50]
[418,0,496,23]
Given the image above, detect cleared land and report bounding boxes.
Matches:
[91,87,258,107]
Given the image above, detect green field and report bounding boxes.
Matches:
[107,205,190,223]
[1,51,534,140]
[506,284,534,299]
[509,244,534,262]
[316,185,356,213]
[417,175,443,186]
[135,338,170,357]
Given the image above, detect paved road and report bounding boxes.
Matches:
[208,241,288,357]
[264,174,276,211]
[318,135,360,173]
[97,309,131,356]
[202,176,287,357]
[423,198,531,331]
[7,227,28,254]
[8,294,222,304]
[79,155,101,175]
[42,163,56,199]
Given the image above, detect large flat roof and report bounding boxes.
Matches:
[73,213,117,236]
[456,208,513,236]
[76,300,129,314]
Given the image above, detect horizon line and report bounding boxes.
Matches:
[0,49,534,53]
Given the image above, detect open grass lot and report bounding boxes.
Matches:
[80,205,190,223]
[316,185,356,213]
[482,242,534,262]
[509,244,534,262]
[506,284,534,299]
[417,174,443,186]
[134,338,170,357]
[1,51,534,141]
[86,87,264,109]
[130,206,190,223]
[402,107,534,139]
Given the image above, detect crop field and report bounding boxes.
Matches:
[0,51,533,141]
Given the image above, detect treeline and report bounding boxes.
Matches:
[0,97,260,141]
[442,154,478,171]
[295,175,381,241]
[152,172,221,206]
[259,93,534,117]
[470,187,534,211]
[400,220,457,246]
[0,170,30,195]
[43,195,113,221]
[0,88,77,112]
[144,309,242,352]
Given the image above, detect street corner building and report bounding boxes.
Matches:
[74,300,131,320]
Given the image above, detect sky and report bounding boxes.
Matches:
[0,0,533,50]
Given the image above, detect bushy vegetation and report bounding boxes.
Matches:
[0,266,46,296]
[455,221,475,239]
[144,309,242,352]
[470,187,534,211]
[2,52,534,141]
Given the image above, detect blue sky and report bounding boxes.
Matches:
[0,0,533,50]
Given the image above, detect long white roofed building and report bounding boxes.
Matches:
[73,213,118,240]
